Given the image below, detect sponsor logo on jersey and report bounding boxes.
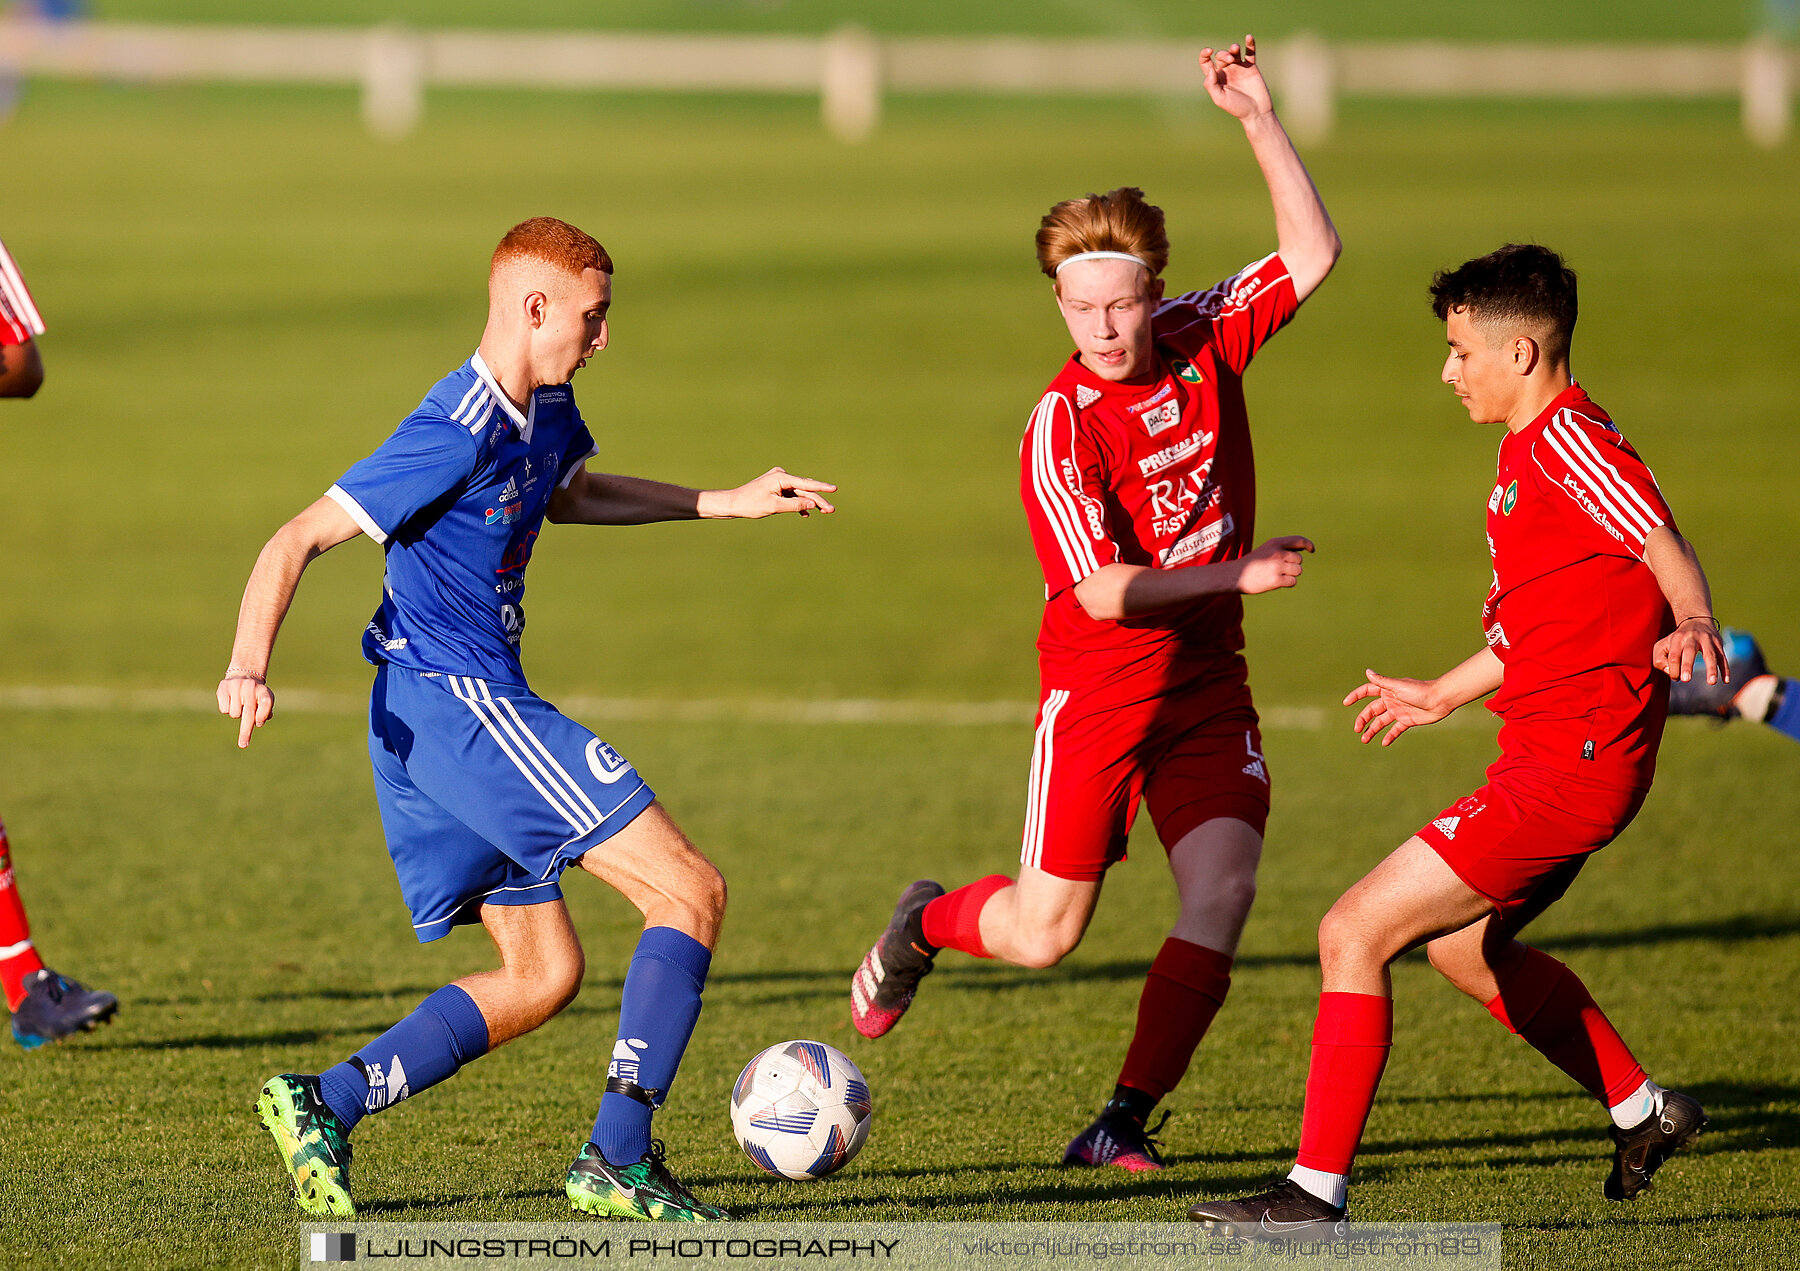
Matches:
[1173,358,1204,384]
[1501,480,1518,515]
[1075,385,1103,409]
[1138,399,1181,437]
[1484,621,1510,649]
[1138,430,1213,477]
[1558,474,1626,544]
[495,529,538,576]
[585,737,632,784]
[1126,383,1175,413]
[1489,484,1505,513]
[1161,512,1234,567]
[1431,815,1460,840]
[1148,464,1219,537]
[1060,457,1108,540]
[486,477,523,526]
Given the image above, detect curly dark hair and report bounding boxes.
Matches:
[1429,244,1577,362]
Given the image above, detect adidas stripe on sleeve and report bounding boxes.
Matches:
[1532,409,1672,559]
[0,238,46,346]
[1020,391,1119,597]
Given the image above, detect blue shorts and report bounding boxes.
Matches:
[368,664,657,942]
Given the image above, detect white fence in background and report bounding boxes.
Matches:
[0,21,1791,146]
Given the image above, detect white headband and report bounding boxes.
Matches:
[1054,250,1151,275]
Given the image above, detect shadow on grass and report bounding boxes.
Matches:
[708,911,1800,1002]
[97,1027,380,1051]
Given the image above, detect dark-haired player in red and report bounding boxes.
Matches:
[1,233,119,1049]
[850,36,1340,1171]
[1189,244,1721,1236]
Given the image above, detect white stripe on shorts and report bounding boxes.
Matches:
[449,676,597,835]
[1019,689,1070,871]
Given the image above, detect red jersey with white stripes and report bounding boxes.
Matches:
[0,238,45,347]
[1483,383,1675,788]
[1020,253,1298,699]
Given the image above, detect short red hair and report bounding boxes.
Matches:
[491,217,613,278]
[1035,187,1169,281]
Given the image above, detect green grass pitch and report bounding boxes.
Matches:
[0,81,1795,1267]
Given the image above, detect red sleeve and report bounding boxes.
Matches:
[1153,252,1297,375]
[1020,390,1121,597]
[1531,412,1674,561]
[0,238,45,346]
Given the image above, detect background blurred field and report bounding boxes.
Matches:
[0,9,1797,1268]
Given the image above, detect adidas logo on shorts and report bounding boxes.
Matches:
[1432,815,1461,840]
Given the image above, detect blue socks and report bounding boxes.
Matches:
[1770,678,1800,744]
[591,926,712,1165]
[319,984,489,1132]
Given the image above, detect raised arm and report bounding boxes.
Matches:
[217,496,364,748]
[548,466,837,525]
[1644,525,1727,686]
[1199,36,1341,302]
[1343,646,1506,746]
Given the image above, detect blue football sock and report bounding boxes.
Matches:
[318,984,489,1132]
[1770,678,1800,744]
[591,926,712,1165]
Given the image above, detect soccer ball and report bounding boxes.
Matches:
[729,1040,872,1180]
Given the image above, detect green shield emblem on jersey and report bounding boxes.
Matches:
[1173,358,1203,384]
[1501,480,1519,515]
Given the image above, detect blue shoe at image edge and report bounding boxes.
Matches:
[10,968,119,1050]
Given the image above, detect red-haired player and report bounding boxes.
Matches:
[850,37,1339,1170]
[1,233,119,1048]
[1189,244,1720,1235]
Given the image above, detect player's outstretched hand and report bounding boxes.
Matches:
[1235,535,1314,594]
[1653,619,1729,687]
[1198,35,1274,121]
[714,467,838,519]
[1343,669,1451,747]
[217,673,274,749]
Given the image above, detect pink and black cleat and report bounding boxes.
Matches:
[1062,1106,1170,1172]
[850,880,944,1039]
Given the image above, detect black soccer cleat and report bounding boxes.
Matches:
[10,968,119,1050]
[1188,1179,1348,1239]
[1668,628,1766,719]
[1062,1104,1170,1172]
[850,879,944,1039]
[1605,1089,1706,1200]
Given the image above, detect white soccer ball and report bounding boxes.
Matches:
[729,1040,872,1180]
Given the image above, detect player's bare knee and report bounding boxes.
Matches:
[1018,924,1082,969]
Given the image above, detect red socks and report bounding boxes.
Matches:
[1485,946,1647,1105]
[1296,992,1393,1175]
[0,818,46,1011]
[921,875,1013,958]
[1117,938,1233,1100]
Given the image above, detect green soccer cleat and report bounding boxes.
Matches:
[257,1073,356,1217]
[567,1140,728,1222]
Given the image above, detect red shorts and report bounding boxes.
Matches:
[1019,683,1271,882]
[1416,761,1647,931]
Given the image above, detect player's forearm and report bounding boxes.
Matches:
[1240,113,1339,301]
[226,529,316,678]
[1643,526,1714,625]
[553,473,702,525]
[1428,647,1506,713]
[1074,561,1241,621]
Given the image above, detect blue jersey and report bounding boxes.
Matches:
[328,352,598,685]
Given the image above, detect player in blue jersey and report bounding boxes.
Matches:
[219,217,836,1222]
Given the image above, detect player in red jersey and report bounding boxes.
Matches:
[1189,244,1721,1236]
[0,234,119,1048]
[850,36,1340,1170]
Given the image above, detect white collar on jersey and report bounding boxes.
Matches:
[470,349,536,443]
